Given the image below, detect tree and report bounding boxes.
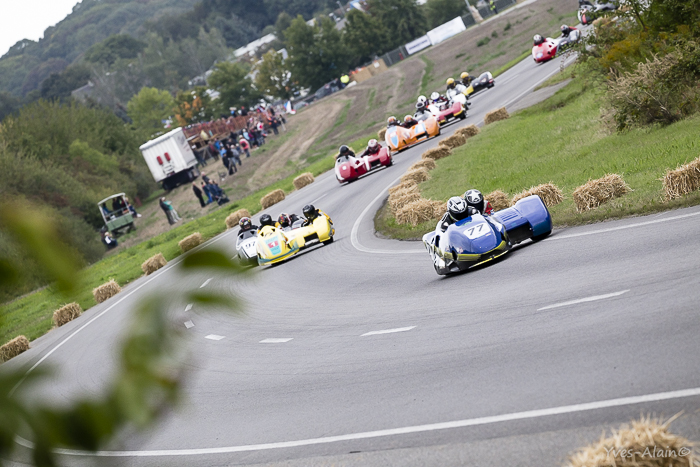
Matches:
[39,64,91,102]
[424,0,467,29]
[255,50,294,100]
[127,87,175,135]
[173,87,219,126]
[275,12,293,42]
[0,92,21,122]
[343,9,390,67]
[367,0,428,50]
[84,35,147,66]
[208,61,260,110]
[285,15,350,90]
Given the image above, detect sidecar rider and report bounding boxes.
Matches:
[464,189,494,215]
[239,216,258,232]
[358,139,381,157]
[438,196,478,232]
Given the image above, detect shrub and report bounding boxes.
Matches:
[477,37,491,47]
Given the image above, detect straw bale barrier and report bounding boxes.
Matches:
[225,208,251,230]
[293,172,315,190]
[572,174,631,212]
[53,302,82,328]
[409,159,436,172]
[1,336,30,362]
[566,415,696,467]
[485,190,510,212]
[179,232,203,253]
[378,127,387,140]
[438,133,467,149]
[93,279,121,304]
[141,253,167,275]
[662,157,700,200]
[389,191,421,213]
[422,146,451,161]
[388,181,418,196]
[484,107,510,125]
[400,168,430,185]
[511,183,563,207]
[455,124,480,139]
[396,199,444,226]
[260,189,285,209]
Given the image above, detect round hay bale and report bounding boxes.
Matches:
[396,199,444,226]
[409,159,436,172]
[438,133,467,149]
[93,279,121,304]
[293,172,315,190]
[388,181,418,197]
[572,174,631,212]
[455,124,480,139]
[0,335,30,362]
[179,232,203,253]
[53,302,83,328]
[261,189,285,209]
[389,191,421,213]
[378,127,387,141]
[141,253,167,276]
[485,190,510,212]
[225,208,251,230]
[661,157,700,200]
[511,183,563,207]
[484,107,510,125]
[567,415,695,467]
[422,146,452,161]
[400,168,430,185]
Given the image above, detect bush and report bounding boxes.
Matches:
[477,37,490,47]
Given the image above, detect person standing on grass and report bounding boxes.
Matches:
[201,181,213,204]
[239,137,251,158]
[192,182,206,207]
[160,197,180,224]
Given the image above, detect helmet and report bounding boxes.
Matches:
[368,139,379,149]
[339,145,350,156]
[302,204,318,221]
[561,25,570,33]
[404,115,413,123]
[239,216,252,230]
[415,101,426,111]
[259,214,274,227]
[447,196,470,222]
[533,34,544,45]
[278,213,291,227]
[446,78,455,89]
[460,72,470,80]
[417,95,427,104]
[464,189,485,214]
[387,116,398,126]
[430,92,440,102]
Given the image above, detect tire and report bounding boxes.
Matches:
[532,230,551,242]
[322,236,334,245]
[459,111,467,120]
[387,157,393,166]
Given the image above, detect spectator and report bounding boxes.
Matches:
[101,227,118,250]
[207,141,219,161]
[192,182,206,207]
[201,172,211,184]
[269,117,279,135]
[240,106,248,116]
[194,146,207,166]
[124,196,142,218]
[239,137,251,157]
[210,181,230,205]
[230,144,242,169]
[201,181,213,204]
[159,197,180,225]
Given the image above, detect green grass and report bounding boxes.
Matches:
[376,78,700,240]
[419,55,435,97]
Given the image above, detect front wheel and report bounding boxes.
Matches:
[532,231,551,242]
[322,236,334,245]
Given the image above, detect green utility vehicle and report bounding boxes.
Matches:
[98,193,136,234]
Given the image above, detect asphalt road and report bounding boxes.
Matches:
[7,41,700,467]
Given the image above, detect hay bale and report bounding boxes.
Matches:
[53,302,82,328]
[93,279,122,304]
[511,183,563,207]
[573,174,631,212]
[662,157,700,200]
[225,208,251,230]
[388,182,418,197]
[400,168,430,184]
[422,146,452,161]
[396,199,444,226]
[485,190,510,212]
[0,336,30,362]
[389,191,421,213]
[455,124,480,139]
[260,189,285,209]
[567,415,696,467]
[409,159,436,172]
[438,133,467,149]
[179,232,203,253]
[293,172,315,190]
[484,107,510,125]
[378,127,387,140]
[141,253,167,275]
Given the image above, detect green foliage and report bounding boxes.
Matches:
[173,86,220,126]
[127,87,175,135]
[39,64,91,102]
[424,0,467,29]
[343,9,390,67]
[0,92,21,122]
[84,35,147,66]
[275,12,293,42]
[367,0,428,51]
[208,62,261,109]
[254,51,294,100]
[477,36,491,47]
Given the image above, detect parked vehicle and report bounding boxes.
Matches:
[98,193,135,234]
[139,128,200,191]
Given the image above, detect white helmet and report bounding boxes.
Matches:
[368,139,378,148]
[417,95,427,104]
[447,196,469,222]
[430,92,440,102]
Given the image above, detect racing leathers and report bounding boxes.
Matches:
[438,207,479,232]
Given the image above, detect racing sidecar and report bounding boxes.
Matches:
[532,29,580,63]
[385,113,440,153]
[335,148,392,184]
[235,228,259,267]
[428,99,466,125]
[465,72,495,95]
[256,212,335,266]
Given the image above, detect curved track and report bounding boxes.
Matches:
[8,51,700,467]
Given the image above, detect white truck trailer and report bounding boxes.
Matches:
[139,127,200,190]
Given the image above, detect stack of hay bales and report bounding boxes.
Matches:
[0,336,30,362]
[141,253,167,275]
[179,232,203,253]
[438,133,467,149]
[261,189,285,209]
[225,208,251,230]
[484,107,510,124]
[485,190,510,212]
[395,199,445,226]
[511,183,563,207]
[378,127,387,140]
[662,157,700,200]
[293,172,315,190]
[93,279,121,304]
[53,303,82,327]
[389,181,419,196]
[422,146,451,161]
[409,159,436,172]
[573,174,631,212]
[401,167,430,184]
[566,416,696,467]
[455,124,480,139]
[389,191,421,213]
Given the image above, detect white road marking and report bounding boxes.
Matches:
[199,278,213,288]
[538,290,629,311]
[310,193,328,205]
[185,304,193,312]
[23,386,700,457]
[259,338,293,344]
[184,321,194,329]
[361,326,416,337]
[204,335,225,341]
[551,211,700,241]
